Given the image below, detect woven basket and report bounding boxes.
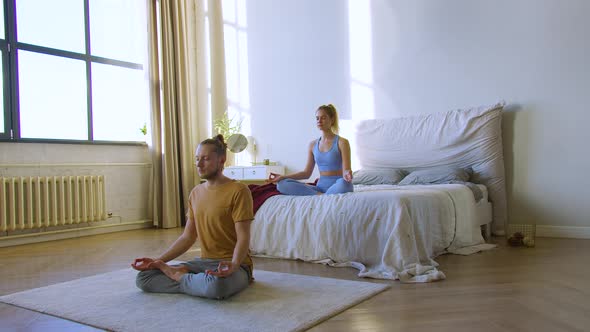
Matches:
[507,223,536,247]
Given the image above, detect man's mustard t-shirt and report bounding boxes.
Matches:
[187,180,254,270]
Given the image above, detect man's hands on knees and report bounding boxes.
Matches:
[131,257,159,271]
[206,261,238,278]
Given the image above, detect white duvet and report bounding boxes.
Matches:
[250,184,487,282]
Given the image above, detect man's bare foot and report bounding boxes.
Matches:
[150,260,189,282]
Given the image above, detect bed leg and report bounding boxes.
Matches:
[483,223,492,241]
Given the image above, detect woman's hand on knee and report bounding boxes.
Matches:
[343,169,353,182]
[267,172,283,184]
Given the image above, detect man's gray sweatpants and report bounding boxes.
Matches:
[136,258,251,300]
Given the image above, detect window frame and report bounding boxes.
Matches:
[0,0,149,145]
[0,0,12,140]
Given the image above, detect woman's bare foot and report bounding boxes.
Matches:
[150,260,189,282]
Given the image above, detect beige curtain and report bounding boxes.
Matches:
[147,0,227,228]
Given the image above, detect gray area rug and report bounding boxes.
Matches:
[0,268,390,332]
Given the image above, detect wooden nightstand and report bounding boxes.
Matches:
[223,165,285,183]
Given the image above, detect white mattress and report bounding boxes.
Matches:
[250,183,491,282]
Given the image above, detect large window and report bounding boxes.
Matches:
[1,2,7,135]
[0,0,150,143]
[204,0,252,164]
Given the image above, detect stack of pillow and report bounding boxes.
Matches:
[352,166,482,201]
[352,166,472,186]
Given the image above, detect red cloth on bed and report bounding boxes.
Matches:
[247,179,319,214]
[247,183,282,214]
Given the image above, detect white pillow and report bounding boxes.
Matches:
[352,168,406,185]
[398,167,472,185]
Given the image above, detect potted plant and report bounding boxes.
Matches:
[213,110,243,166]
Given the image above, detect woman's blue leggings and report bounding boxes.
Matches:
[277,176,354,196]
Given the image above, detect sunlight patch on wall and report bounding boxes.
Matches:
[342,0,375,171]
[222,0,252,166]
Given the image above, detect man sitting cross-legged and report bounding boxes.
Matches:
[132,134,254,300]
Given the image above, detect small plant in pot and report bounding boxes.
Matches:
[213,111,243,166]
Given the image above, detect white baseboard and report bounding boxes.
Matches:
[536,225,590,239]
[0,220,154,247]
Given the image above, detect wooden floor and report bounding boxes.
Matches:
[1,229,589,332]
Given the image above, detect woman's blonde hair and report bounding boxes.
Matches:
[317,104,339,134]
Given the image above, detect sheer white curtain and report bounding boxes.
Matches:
[147,0,227,228]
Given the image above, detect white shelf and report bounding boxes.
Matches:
[223,165,285,181]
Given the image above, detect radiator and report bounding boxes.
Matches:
[0,176,107,232]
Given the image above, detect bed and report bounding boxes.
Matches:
[250,102,506,282]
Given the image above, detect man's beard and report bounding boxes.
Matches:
[199,166,221,180]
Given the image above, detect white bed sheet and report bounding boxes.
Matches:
[250,184,489,282]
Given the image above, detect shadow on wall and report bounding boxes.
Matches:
[502,103,536,226]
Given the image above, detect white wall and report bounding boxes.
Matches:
[247,0,351,180]
[0,143,151,225]
[245,0,590,229]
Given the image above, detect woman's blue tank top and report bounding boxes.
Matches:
[313,135,342,172]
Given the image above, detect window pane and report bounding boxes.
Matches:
[16,0,85,53]
[90,0,147,63]
[0,1,5,39]
[205,16,211,90]
[222,0,236,23]
[224,25,238,103]
[92,63,149,142]
[237,0,247,27]
[0,52,3,133]
[18,51,87,139]
[238,30,250,108]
